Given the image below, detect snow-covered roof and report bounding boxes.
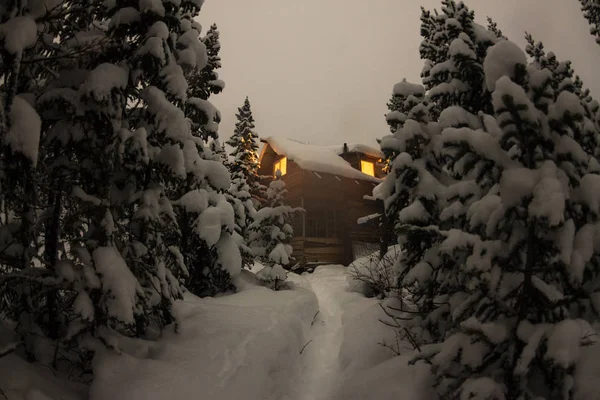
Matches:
[325,143,383,159]
[262,137,381,183]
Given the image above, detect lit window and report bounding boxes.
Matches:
[274,157,287,177]
[361,160,375,177]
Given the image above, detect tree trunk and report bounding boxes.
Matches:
[379,199,389,261]
[45,186,62,342]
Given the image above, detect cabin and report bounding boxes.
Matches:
[258,137,387,266]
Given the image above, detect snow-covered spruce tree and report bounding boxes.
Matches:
[379,79,433,171]
[226,97,262,199]
[486,17,506,40]
[36,1,195,345]
[14,0,238,355]
[375,79,456,344]
[159,11,240,298]
[0,3,47,360]
[224,97,262,268]
[376,13,505,346]
[524,33,600,158]
[419,0,499,117]
[0,0,119,362]
[185,23,224,143]
[249,172,300,288]
[580,0,600,45]
[225,169,256,270]
[187,23,225,102]
[411,39,600,400]
[205,135,255,271]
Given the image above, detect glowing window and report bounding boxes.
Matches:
[361,160,375,177]
[274,157,287,177]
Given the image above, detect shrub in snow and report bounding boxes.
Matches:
[411,37,600,400]
[249,172,302,278]
[255,264,288,291]
[347,246,400,298]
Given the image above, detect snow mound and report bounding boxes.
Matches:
[0,353,87,400]
[334,354,434,400]
[483,40,527,91]
[4,95,42,166]
[0,16,37,54]
[392,79,425,98]
[90,283,318,400]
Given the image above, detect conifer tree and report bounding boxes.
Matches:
[377,16,503,345]
[379,79,433,170]
[226,97,262,197]
[412,37,600,400]
[249,172,300,279]
[376,79,451,344]
[0,2,46,357]
[486,17,506,40]
[186,23,224,102]
[580,0,600,44]
[419,0,499,116]
[224,97,262,269]
[0,0,240,367]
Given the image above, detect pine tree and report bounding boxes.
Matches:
[226,97,262,197]
[419,0,499,116]
[224,97,262,269]
[486,17,506,40]
[226,171,256,270]
[0,3,46,360]
[376,79,453,344]
[0,0,240,369]
[249,172,300,282]
[201,24,225,99]
[580,0,600,44]
[164,20,240,298]
[412,37,600,400]
[376,14,505,346]
[184,23,223,143]
[379,79,433,171]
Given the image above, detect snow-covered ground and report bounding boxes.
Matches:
[90,271,318,400]
[0,264,434,400]
[293,265,347,400]
[24,263,600,400]
[293,264,432,400]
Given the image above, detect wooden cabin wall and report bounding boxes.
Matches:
[301,171,381,265]
[258,143,385,267]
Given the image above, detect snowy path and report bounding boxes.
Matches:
[293,265,348,400]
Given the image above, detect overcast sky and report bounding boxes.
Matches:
[198,0,600,148]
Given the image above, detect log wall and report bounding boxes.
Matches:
[259,143,384,266]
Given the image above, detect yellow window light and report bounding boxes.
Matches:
[361,160,375,177]
[274,157,287,177]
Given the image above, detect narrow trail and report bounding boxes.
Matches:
[294,265,348,400]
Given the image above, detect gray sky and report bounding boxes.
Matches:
[198,0,600,148]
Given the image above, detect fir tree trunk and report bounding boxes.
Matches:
[379,199,389,261]
[44,185,62,341]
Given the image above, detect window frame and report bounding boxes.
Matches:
[305,209,341,238]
